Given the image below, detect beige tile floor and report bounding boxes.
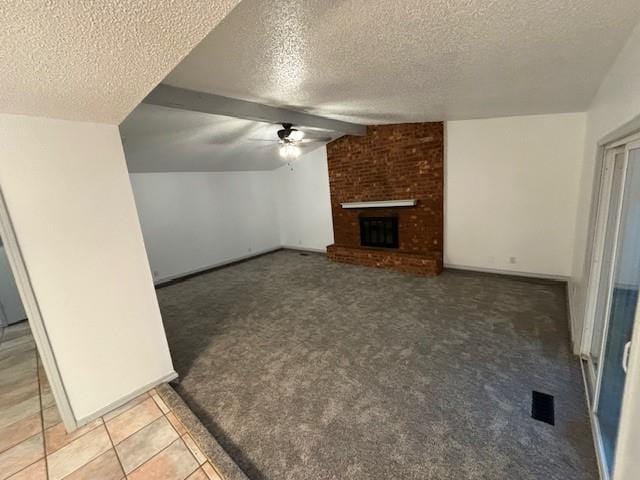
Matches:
[0,322,224,480]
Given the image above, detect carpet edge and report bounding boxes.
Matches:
[156,383,250,480]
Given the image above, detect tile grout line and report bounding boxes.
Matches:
[154,388,227,480]
[128,436,198,480]
[154,394,201,479]
[0,425,40,456]
[2,330,123,480]
[101,393,162,449]
[103,413,128,480]
[96,391,156,479]
[6,456,44,479]
[105,391,197,480]
[6,339,210,480]
[103,391,151,424]
[36,353,50,480]
[155,389,225,479]
[43,416,104,452]
[17,387,206,480]
[0,335,41,477]
[44,409,108,477]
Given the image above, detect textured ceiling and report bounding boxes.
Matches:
[165,0,640,123]
[120,104,339,172]
[0,0,241,123]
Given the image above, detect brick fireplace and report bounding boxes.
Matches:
[326,123,443,276]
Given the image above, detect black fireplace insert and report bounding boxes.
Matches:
[359,216,399,249]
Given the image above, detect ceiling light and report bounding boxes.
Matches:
[279,144,301,161]
[288,129,305,142]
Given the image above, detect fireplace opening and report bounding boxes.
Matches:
[359,216,399,249]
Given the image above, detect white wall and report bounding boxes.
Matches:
[571,21,640,343]
[0,114,175,422]
[566,21,640,480]
[129,149,334,282]
[274,148,334,251]
[137,122,590,281]
[130,171,281,282]
[445,113,586,278]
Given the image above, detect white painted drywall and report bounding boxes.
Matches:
[571,21,640,342]
[274,148,334,251]
[130,171,281,282]
[0,245,26,325]
[0,114,175,421]
[445,113,586,278]
[565,20,640,480]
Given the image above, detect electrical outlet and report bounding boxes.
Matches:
[153,270,159,278]
[509,256,517,264]
[248,247,252,252]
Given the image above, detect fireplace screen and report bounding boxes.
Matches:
[359,216,399,248]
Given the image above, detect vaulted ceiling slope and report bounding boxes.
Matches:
[165,0,640,124]
[0,0,241,123]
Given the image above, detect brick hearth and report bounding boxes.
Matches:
[326,123,443,276]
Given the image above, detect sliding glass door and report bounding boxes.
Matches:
[590,143,640,477]
[589,151,625,374]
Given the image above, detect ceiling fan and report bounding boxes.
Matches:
[255,123,332,161]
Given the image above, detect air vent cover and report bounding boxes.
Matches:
[531,391,555,425]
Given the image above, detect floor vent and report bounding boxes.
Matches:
[531,391,555,425]
[299,253,309,256]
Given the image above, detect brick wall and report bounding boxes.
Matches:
[326,123,443,276]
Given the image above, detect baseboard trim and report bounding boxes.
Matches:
[281,245,327,254]
[154,247,283,288]
[75,370,178,429]
[444,263,569,282]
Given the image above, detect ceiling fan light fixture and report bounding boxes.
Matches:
[279,143,301,161]
[288,129,305,142]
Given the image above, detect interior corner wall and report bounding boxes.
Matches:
[273,147,334,252]
[566,20,640,480]
[129,171,281,283]
[570,20,640,344]
[0,114,175,421]
[445,112,586,278]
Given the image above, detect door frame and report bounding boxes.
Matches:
[0,187,77,431]
[582,132,640,361]
[582,146,625,386]
[593,147,629,412]
[581,134,640,480]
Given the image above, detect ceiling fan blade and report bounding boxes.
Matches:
[299,137,332,143]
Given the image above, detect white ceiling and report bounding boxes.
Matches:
[120,104,340,172]
[0,0,240,123]
[165,0,640,123]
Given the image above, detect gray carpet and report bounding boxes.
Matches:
[157,250,597,480]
